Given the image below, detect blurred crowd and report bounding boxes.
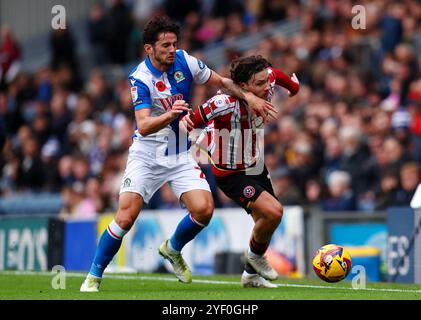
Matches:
[1,0,421,218]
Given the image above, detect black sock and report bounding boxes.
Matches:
[244,262,257,274]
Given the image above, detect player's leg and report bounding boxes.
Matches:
[81,145,158,292]
[80,192,144,292]
[214,168,281,287]
[172,189,214,248]
[159,189,213,283]
[245,191,283,281]
[169,164,214,251]
[250,192,283,246]
[89,192,144,277]
[159,158,213,283]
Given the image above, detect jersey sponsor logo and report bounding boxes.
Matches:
[159,93,184,111]
[197,59,206,70]
[156,81,166,92]
[243,186,256,198]
[174,71,185,83]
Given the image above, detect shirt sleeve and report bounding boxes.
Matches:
[181,50,212,85]
[270,67,299,95]
[191,108,206,128]
[129,77,152,110]
[197,95,236,123]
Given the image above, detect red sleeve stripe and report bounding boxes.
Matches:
[192,107,206,127]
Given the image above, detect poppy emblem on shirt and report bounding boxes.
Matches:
[156,81,166,92]
[243,186,255,198]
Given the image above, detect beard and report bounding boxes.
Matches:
[153,52,174,67]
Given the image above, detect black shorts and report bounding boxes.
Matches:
[215,166,277,214]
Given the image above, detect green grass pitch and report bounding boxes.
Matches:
[1,271,421,300]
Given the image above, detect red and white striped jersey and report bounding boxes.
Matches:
[198,94,261,175]
[190,67,298,177]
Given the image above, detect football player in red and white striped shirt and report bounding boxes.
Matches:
[181,55,299,288]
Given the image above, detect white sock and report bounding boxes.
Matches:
[108,220,128,239]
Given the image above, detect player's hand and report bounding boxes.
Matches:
[247,94,278,122]
[288,73,299,97]
[170,100,189,120]
[180,109,194,133]
[185,109,195,130]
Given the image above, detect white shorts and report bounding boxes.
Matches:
[119,141,211,203]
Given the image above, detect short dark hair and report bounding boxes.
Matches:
[142,16,180,45]
[230,55,271,84]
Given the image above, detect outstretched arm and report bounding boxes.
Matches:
[205,71,278,121]
[271,68,300,97]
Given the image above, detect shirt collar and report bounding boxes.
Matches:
[145,56,164,77]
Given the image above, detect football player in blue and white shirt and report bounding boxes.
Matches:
[81,16,277,292]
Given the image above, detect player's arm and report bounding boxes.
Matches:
[180,101,209,133]
[180,50,277,122]
[181,95,234,132]
[271,68,300,97]
[130,76,189,136]
[136,100,189,136]
[181,106,206,131]
[205,71,278,121]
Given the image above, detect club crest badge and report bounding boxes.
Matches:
[243,186,255,198]
[174,71,185,83]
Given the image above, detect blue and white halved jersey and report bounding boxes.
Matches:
[128,49,211,155]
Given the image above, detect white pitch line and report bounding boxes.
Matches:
[2,271,421,294]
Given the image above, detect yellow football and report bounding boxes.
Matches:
[312,244,352,283]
